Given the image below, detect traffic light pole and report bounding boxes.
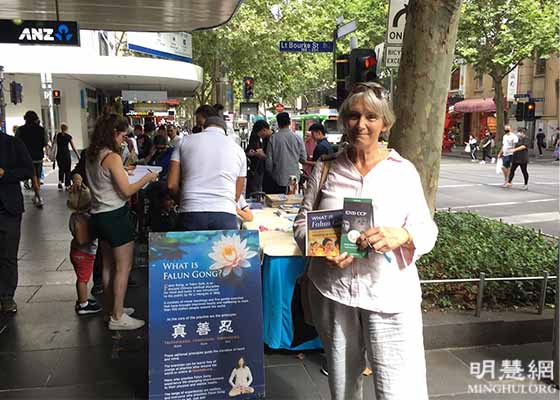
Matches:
[0,66,6,134]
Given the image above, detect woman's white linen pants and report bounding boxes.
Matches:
[309,283,428,400]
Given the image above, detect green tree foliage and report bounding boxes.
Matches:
[191,0,387,108]
[456,0,560,138]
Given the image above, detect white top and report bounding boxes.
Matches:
[293,148,438,313]
[85,148,127,214]
[502,132,519,156]
[169,135,182,148]
[171,126,247,215]
[229,366,253,387]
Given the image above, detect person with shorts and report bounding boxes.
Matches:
[69,212,101,315]
[85,114,158,330]
[496,125,518,187]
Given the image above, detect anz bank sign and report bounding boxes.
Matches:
[0,19,80,46]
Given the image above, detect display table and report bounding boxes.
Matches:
[244,208,323,351]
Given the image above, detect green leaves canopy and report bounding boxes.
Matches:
[192,0,387,107]
[457,0,560,81]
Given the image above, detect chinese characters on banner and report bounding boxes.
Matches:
[149,231,264,399]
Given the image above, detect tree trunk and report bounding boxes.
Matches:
[388,0,462,213]
[493,76,505,141]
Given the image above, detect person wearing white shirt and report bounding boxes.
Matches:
[293,82,437,400]
[497,125,519,187]
[228,358,254,397]
[166,125,182,148]
[167,117,247,230]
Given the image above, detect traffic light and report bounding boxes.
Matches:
[243,77,254,99]
[336,54,349,109]
[515,102,524,121]
[524,102,535,121]
[348,48,377,87]
[53,89,61,105]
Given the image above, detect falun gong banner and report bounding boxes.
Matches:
[149,230,264,399]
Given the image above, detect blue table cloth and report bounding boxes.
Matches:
[262,255,323,350]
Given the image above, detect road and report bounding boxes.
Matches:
[436,157,559,237]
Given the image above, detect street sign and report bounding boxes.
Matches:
[0,19,80,46]
[279,41,334,53]
[514,93,529,99]
[531,97,544,102]
[336,20,357,40]
[386,0,408,45]
[240,102,259,116]
[385,46,402,68]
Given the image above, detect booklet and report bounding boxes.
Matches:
[306,209,343,257]
[340,197,373,258]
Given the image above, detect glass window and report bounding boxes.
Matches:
[535,57,546,75]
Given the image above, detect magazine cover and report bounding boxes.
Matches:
[340,197,373,258]
[306,209,343,256]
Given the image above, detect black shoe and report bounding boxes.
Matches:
[58,183,63,190]
[91,285,104,296]
[75,300,102,315]
[1,297,17,313]
[320,367,329,377]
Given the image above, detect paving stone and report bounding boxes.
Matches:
[0,350,59,389]
[29,284,76,302]
[426,349,481,396]
[265,364,322,400]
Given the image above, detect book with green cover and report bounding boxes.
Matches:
[340,197,373,258]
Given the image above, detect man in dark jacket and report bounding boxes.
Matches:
[0,129,34,313]
[16,111,48,208]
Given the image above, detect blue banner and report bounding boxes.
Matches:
[149,230,264,400]
[279,41,334,53]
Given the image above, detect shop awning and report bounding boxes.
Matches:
[0,0,243,32]
[453,98,496,113]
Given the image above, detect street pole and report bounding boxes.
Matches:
[0,66,6,134]
[553,251,559,387]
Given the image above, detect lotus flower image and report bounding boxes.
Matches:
[208,234,258,277]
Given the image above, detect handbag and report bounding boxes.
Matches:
[495,157,503,175]
[464,144,471,153]
[291,160,332,348]
[48,133,58,161]
[67,183,92,211]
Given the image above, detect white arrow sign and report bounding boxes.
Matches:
[386,0,408,45]
[337,20,357,40]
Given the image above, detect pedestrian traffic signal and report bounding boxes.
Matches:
[336,54,349,109]
[524,102,535,121]
[9,81,22,104]
[515,102,524,121]
[52,89,61,105]
[349,48,377,86]
[243,77,254,99]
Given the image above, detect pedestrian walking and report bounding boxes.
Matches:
[245,120,271,196]
[0,128,34,313]
[479,130,494,164]
[293,82,437,400]
[507,129,529,190]
[15,111,48,208]
[496,125,518,187]
[536,128,546,157]
[55,123,80,190]
[466,134,478,161]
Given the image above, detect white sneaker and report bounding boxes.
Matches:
[104,307,135,322]
[108,313,145,330]
[479,161,486,164]
[520,184,528,191]
[491,158,496,164]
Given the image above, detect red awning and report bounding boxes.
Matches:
[453,98,496,113]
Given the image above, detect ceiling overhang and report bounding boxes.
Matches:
[0,0,244,32]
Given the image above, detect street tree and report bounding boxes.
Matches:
[388,0,463,212]
[191,0,387,108]
[456,0,560,140]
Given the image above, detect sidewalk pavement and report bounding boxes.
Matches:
[0,184,556,399]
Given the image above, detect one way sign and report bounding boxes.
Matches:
[386,0,408,45]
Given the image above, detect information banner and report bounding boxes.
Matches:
[128,32,192,63]
[149,230,264,400]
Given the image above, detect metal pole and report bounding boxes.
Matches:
[538,272,549,315]
[0,66,6,134]
[475,272,485,317]
[55,0,60,20]
[553,250,559,386]
[332,28,337,81]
